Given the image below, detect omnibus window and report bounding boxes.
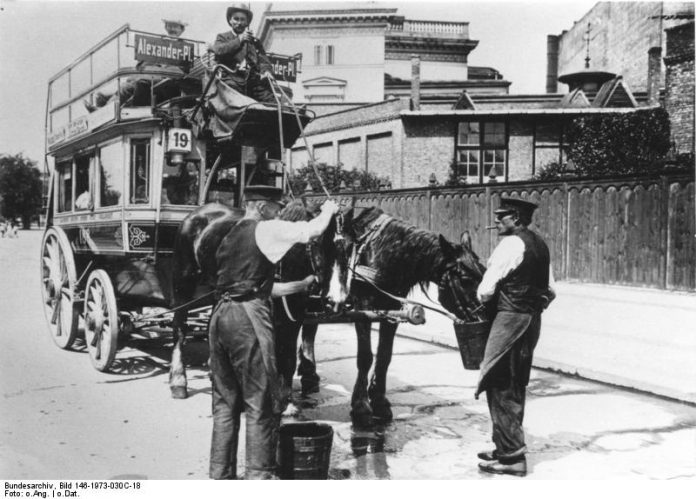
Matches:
[75,154,93,210]
[162,161,200,205]
[98,142,123,207]
[206,166,238,205]
[57,161,73,213]
[130,139,150,204]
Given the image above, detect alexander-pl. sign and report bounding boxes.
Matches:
[267,53,300,83]
[134,34,195,67]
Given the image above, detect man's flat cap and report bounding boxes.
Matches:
[244,185,285,205]
[494,197,538,218]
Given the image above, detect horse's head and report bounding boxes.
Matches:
[436,231,487,322]
[280,200,351,308]
[312,201,353,309]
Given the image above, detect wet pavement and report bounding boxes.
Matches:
[280,325,696,480]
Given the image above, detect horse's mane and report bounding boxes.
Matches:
[351,207,448,295]
[280,200,311,222]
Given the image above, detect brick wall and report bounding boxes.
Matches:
[291,118,404,185]
[664,21,695,154]
[401,119,454,187]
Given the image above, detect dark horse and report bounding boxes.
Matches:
[329,205,487,427]
[167,200,348,399]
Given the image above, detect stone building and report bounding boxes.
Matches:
[257,5,509,110]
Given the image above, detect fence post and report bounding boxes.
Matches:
[564,181,571,281]
[427,188,433,231]
[662,175,670,290]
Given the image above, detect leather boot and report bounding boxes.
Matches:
[478,457,527,477]
[477,449,498,461]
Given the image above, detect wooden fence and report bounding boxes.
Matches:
[314,173,695,292]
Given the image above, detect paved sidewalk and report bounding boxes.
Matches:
[397,282,696,405]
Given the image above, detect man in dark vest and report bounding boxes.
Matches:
[475,197,556,477]
[208,185,339,479]
[210,3,275,103]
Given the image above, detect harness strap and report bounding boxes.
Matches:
[348,214,392,286]
[280,295,298,323]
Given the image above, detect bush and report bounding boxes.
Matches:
[533,161,573,181]
[565,108,671,176]
[288,162,390,194]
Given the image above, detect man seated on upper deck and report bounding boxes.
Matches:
[210,3,275,104]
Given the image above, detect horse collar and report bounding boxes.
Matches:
[348,214,393,287]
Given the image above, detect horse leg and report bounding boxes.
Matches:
[298,323,320,395]
[169,308,189,399]
[274,315,302,411]
[350,320,374,428]
[368,321,397,423]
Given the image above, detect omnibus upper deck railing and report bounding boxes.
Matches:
[46,25,207,150]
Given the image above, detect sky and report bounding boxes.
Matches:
[0,0,600,164]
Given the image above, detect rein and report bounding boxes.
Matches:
[350,266,463,324]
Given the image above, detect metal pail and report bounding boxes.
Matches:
[278,422,333,480]
[454,320,491,370]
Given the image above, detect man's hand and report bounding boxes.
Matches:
[321,199,340,215]
[302,275,318,293]
[241,30,257,44]
[260,70,273,81]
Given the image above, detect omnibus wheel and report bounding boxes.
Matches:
[40,227,79,349]
[84,269,119,372]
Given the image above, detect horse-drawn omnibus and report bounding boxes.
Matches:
[40,24,310,372]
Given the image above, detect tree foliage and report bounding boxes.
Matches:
[288,162,390,194]
[565,108,672,176]
[0,153,43,228]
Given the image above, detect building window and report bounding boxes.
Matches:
[534,121,567,175]
[456,121,507,183]
[313,45,322,66]
[326,45,334,65]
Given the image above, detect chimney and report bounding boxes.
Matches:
[546,35,560,93]
[411,56,421,111]
[647,46,662,106]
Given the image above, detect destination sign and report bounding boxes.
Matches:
[267,53,300,83]
[134,34,195,67]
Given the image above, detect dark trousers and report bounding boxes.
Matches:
[484,314,541,461]
[222,73,276,104]
[209,300,279,479]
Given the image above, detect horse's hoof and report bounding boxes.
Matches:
[301,382,320,396]
[371,399,393,423]
[170,386,188,399]
[301,375,320,396]
[350,401,373,429]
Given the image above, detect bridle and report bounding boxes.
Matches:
[437,258,484,322]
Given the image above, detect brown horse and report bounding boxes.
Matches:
[167,200,348,399]
[327,206,487,427]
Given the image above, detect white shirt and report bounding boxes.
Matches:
[254,206,334,264]
[476,234,556,302]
